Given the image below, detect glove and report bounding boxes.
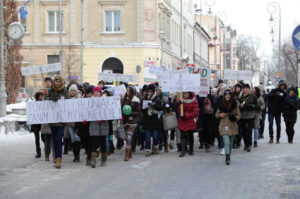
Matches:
[228,115,237,122]
[180,116,185,120]
[82,120,88,125]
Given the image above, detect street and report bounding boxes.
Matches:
[0,120,300,199]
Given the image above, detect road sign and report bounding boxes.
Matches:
[292,25,300,51]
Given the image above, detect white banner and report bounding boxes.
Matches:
[149,66,174,75]
[27,97,122,124]
[21,63,62,76]
[199,67,211,97]
[98,73,137,82]
[224,70,253,81]
[160,73,201,92]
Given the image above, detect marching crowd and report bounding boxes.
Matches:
[30,75,299,169]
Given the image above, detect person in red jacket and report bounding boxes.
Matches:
[177,92,199,157]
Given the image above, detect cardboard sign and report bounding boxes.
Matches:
[199,68,211,97]
[21,63,62,76]
[98,73,137,82]
[27,97,122,124]
[160,73,201,92]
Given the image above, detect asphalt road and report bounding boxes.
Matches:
[0,119,300,199]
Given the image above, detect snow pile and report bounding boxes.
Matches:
[0,128,31,144]
[0,114,27,122]
[6,101,28,113]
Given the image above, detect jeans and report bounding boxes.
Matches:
[159,130,168,145]
[50,126,65,159]
[253,128,259,142]
[67,127,81,143]
[145,130,159,150]
[259,113,266,136]
[241,119,254,147]
[44,134,52,153]
[222,135,235,155]
[268,113,281,139]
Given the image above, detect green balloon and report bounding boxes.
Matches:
[122,105,132,116]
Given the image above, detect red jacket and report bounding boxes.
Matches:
[177,93,199,132]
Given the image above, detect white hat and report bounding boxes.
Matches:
[69,84,79,92]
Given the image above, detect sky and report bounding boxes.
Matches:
[196,0,300,58]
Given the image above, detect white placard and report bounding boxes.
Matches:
[98,73,137,82]
[160,74,201,92]
[21,63,62,76]
[149,66,174,75]
[142,100,152,110]
[26,97,122,124]
[224,70,253,81]
[199,68,211,97]
[107,85,127,98]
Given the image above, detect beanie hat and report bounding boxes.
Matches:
[92,86,102,94]
[218,79,224,84]
[69,84,79,92]
[288,87,297,94]
[142,85,148,92]
[243,84,251,89]
[86,85,95,94]
[224,89,231,95]
[147,84,156,93]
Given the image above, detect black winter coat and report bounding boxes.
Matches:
[282,96,298,123]
[268,88,286,115]
[141,93,164,131]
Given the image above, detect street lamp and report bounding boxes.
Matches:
[267,2,282,80]
[205,0,215,14]
[159,30,165,67]
[0,0,6,117]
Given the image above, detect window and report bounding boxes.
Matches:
[48,11,63,32]
[105,11,121,32]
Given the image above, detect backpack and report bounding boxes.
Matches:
[203,97,214,115]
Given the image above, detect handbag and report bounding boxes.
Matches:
[116,123,126,140]
[163,112,178,130]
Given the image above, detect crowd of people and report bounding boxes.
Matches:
[30,75,299,169]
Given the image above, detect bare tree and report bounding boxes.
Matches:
[64,45,80,83]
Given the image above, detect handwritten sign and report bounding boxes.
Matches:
[26,97,122,124]
[224,70,253,81]
[160,74,201,92]
[98,73,137,82]
[199,67,211,97]
[21,63,62,76]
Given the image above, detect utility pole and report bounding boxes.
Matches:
[80,0,84,84]
[59,0,64,77]
[0,0,6,117]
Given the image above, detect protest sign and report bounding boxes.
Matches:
[224,70,253,81]
[149,66,174,75]
[98,73,137,82]
[106,85,127,98]
[199,67,211,97]
[160,73,201,92]
[21,63,62,76]
[27,97,122,124]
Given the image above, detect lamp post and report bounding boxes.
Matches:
[267,2,282,80]
[205,0,215,14]
[80,0,84,84]
[59,0,64,77]
[159,30,165,67]
[0,0,6,117]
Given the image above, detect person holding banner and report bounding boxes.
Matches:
[45,75,69,169]
[177,92,198,157]
[122,86,141,161]
[215,90,241,165]
[142,84,164,157]
[89,86,109,168]
[66,84,82,163]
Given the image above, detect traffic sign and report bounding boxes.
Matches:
[292,25,300,51]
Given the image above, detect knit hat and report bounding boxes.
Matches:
[92,86,102,94]
[69,84,79,92]
[218,79,224,84]
[243,84,251,89]
[86,85,95,94]
[288,87,297,94]
[142,85,148,93]
[224,89,231,95]
[147,84,156,93]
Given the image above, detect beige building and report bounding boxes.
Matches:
[18,0,198,88]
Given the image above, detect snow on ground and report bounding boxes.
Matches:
[0,128,30,143]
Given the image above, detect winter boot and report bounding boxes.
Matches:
[91,152,97,168]
[55,158,61,169]
[86,159,91,166]
[253,141,258,148]
[145,150,151,157]
[159,144,163,151]
[35,148,41,158]
[101,153,107,167]
[73,142,80,163]
[52,151,56,163]
[177,143,182,152]
[205,145,211,153]
[179,139,185,157]
[164,143,169,153]
[268,138,273,144]
[45,151,50,161]
[247,146,251,152]
[276,138,280,144]
[169,140,174,150]
[226,154,230,165]
[124,148,130,161]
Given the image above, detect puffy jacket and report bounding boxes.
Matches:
[282,96,298,123]
[239,93,258,119]
[268,82,287,115]
[177,93,199,132]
